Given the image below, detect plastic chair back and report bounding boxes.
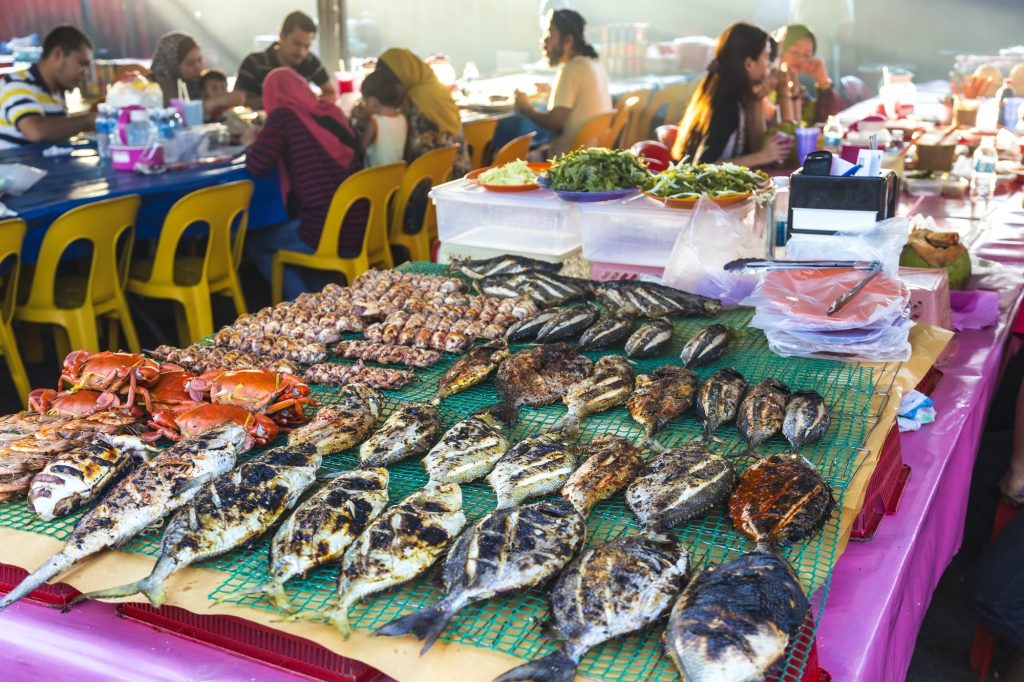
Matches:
[0,219,30,405]
[569,111,615,151]
[390,146,458,262]
[463,119,498,170]
[602,95,642,148]
[492,132,535,166]
[635,81,699,144]
[618,88,653,146]
[317,162,406,267]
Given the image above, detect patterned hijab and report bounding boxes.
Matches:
[150,31,199,86]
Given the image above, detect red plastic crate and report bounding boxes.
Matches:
[117,603,392,682]
[0,562,80,607]
[768,610,831,682]
[589,261,665,281]
[850,422,910,541]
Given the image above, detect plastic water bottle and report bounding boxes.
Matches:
[95,103,115,160]
[822,115,844,154]
[125,109,155,146]
[969,135,998,204]
[773,176,790,248]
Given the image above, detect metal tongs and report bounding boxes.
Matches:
[724,258,884,317]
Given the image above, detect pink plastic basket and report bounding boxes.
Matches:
[110,144,162,171]
[589,260,665,281]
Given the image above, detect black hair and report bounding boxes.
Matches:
[41,25,93,59]
[281,11,317,36]
[550,9,598,59]
[199,68,228,90]
[360,68,403,108]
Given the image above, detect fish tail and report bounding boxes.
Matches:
[550,413,581,437]
[476,401,519,428]
[0,547,80,610]
[68,572,167,609]
[494,652,578,682]
[211,581,293,612]
[285,605,352,638]
[375,599,458,655]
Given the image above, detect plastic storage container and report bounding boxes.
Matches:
[577,193,694,268]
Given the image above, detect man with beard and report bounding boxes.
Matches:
[514,9,611,157]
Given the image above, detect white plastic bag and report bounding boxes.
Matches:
[663,196,763,305]
[784,216,910,277]
[0,163,47,195]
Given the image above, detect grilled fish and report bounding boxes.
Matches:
[358,403,439,467]
[71,443,322,607]
[561,434,643,515]
[625,318,674,358]
[488,431,577,509]
[433,339,509,404]
[736,379,790,454]
[28,434,155,521]
[505,308,560,343]
[495,344,592,408]
[376,499,586,653]
[0,425,247,610]
[627,445,735,531]
[577,315,634,352]
[423,408,513,486]
[729,453,836,546]
[535,304,600,343]
[783,391,831,449]
[478,272,588,307]
[695,368,746,441]
[627,365,698,449]
[592,280,721,318]
[287,384,383,454]
[665,549,809,682]
[449,254,562,279]
[496,532,689,682]
[298,483,466,637]
[555,356,635,434]
[225,468,390,612]
[680,324,731,367]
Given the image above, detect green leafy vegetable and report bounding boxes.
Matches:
[544,148,654,192]
[478,160,539,186]
[646,162,770,199]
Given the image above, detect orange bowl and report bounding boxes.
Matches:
[643,191,752,209]
[466,162,551,193]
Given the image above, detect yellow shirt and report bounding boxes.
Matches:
[548,55,612,157]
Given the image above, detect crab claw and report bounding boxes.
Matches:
[27,389,58,414]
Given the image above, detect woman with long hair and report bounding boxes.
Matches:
[672,22,789,166]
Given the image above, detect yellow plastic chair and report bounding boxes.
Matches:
[569,111,615,151]
[127,180,252,346]
[492,132,535,166]
[15,195,141,358]
[618,88,653,146]
[634,81,700,143]
[0,219,31,406]
[601,96,642,149]
[463,118,498,170]
[272,162,406,303]
[389,146,458,264]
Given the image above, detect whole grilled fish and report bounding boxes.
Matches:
[592,280,721,318]
[488,431,577,509]
[433,339,509,404]
[287,384,383,454]
[554,356,635,434]
[680,324,731,367]
[576,315,634,352]
[495,344,592,408]
[505,308,560,343]
[28,434,155,521]
[297,483,466,638]
[624,318,674,358]
[729,453,836,546]
[0,425,247,610]
[535,304,600,343]
[449,254,561,279]
[478,272,587,307]
[695,368,746,441]
[223,468,390,612]
[358,403,439,467]
[627,365,698,449]
[736,379,790,454]
[376,499,586,653]
[783,391,831,449]
[627,445,735,530]
[665,549,809,682]
[496,532,689,682]
[561,434,643,515]
[71,443,322,607]
[423,407,514,486]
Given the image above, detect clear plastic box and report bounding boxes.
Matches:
[577,193,693,268]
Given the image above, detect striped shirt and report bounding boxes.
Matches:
[245,107,367,253]
[235,44,329,97]
[0,64,66,149]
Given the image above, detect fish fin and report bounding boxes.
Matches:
[285,607,352,638]
[550,414,581,438]
[494,652,578,682]
[375,601,456,655]
[211,582,294,612]
[68,574,166,608]
[172,472,215,498]
[475,401,519,428]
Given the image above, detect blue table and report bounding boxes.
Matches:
[1,142,288,262]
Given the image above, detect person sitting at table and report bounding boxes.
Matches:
[241,67,366,300]
[357,69,408,167]
[770,24,846,125]
[0,25,96,149]
[672,22,789,167]
[150,32,242,118]
[513,9,611,158]
[199,68,230,122]
[234,11,336,111]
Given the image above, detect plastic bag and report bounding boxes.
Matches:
[784,215,910,277]
[0,163,47,195]
[764,319,913,362]
[663,196,763,305]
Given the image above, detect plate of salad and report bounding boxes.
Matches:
[644,162,770,208]
[539,148,654,202]
[466,160,550,193]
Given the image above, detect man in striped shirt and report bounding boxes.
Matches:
[0,25,96,149]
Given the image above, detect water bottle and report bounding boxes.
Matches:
[125,109,155,146]
[996,79,1017,127]
[969,135,998,204]
[95,103,115,160]
[822,115,844,154]
[773,176,790,248]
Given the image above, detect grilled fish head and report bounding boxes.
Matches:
[626,445,735,531]
[736,378,791,450]
[695,368,746,435]
[783,391,831,449]
[561,434,643,515]
[626,366,698,438]
[679,324,731,368]
[624,319,674,358]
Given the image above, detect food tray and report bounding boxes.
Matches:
[849,422,909,541]
[0,263,883,681]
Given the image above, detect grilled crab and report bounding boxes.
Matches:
[28,388,143,419]
[58,351,165,411]
[185,369,315,426]
[144,403,279,450]
[147,368,200,412]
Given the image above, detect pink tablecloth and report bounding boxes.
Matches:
[817,193,1024,681]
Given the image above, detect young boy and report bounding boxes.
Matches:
[357,69,407,166]
[199,68,230,121]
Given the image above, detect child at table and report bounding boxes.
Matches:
[199,68,230,122]
[356,68,407,167]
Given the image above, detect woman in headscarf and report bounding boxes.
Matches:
[149,31,203,105]
[242,67,367,299]
[772,24,846,124]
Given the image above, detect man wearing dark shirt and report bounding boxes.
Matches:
[234,11,337,110]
